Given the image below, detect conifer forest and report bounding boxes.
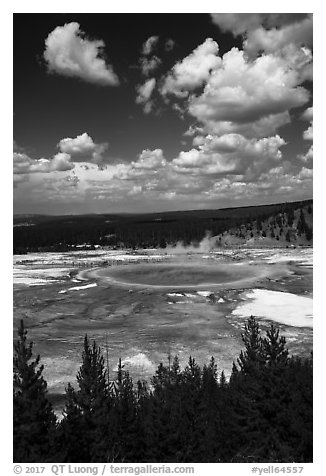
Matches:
[13,317,312,463]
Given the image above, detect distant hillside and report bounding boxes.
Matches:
[213,201,313,249]
[13,199,312,254]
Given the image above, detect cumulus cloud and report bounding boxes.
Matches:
[14,151,74,175]
[58,132,108,164]
[187,47,309,132]
[139,56,162,76]
[301,106,313,121]
[142,36,159,56]
[194,133,285,157]
[157,35,310,143]
[63,173,80,187]
[301,106,313,141]
[13,151,74,187]
[210,14,313,90]
[138,36,175,77]
[109,149,167,181]
[135,78,156,113]
[281,45,312,82]
[298,145,313,165]
[50,152,75,171]
[172,134,285,178]
[161,38,220,97]
[298,167,313,180]
[13,133,110,189]
[137,36,163,79]
[172,148,236,175]
[132,149,167,170]
[44,22,119,86]
[16,140,310,207]
[243,16,313,58]
[303,125,313,141]
[211,13,268,35]
[18,19,313,209]
[13,153,34,175]
[210,14,312,56]
[186,111,291,139]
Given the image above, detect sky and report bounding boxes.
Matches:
[13,12,313,215]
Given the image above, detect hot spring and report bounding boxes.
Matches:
[90,261,274,289]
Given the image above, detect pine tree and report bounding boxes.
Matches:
[236,316,265,375]
[13,320,56,462]
[57,383,85,462]
[110,359,139,461]
[287,208,295,227]
[219,370,227,388]
[60,335,110,462]
[76,336,108,417]
[297,209,306,235]
[262,325,289,368]
[305,227,313,241]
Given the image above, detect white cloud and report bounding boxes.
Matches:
[302,106,313,121]
[13,152,74,176]
[298,145,313,165]
[161,38,220,97]
[127,185,143,196]
[303,125,313,141]
[244,16,313,58]
[138,36,163,78]
[281,45,312,82]
[110,149,167,181]
[44,22,119,86]
[50,152,75,171]
[172,133,285,178]
[211,13,268,36]
[142,36,159,56]
[80,149,168,185]
[13,133,109,189]
[63,173,80,187]
[210,14,313,88]
[135,78,156,113]
[13,153,35,175]
[188,111,291,139]
[14,140,311,209]
[298,167,313,180]
[301,106,313,141]
[58,132,96,155]
[158,36,310,141]
[210,14,312,56]
[58,132,108,164]
[131,149,166,170]
[187,47,310,130]
[194,133,285,158]
[139,56,162,76]
[172,148,236,175]
[211,13,313,96]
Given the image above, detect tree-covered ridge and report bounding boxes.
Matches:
[13,317,312,463]
[216,202,312,247]
[13,199,312,253]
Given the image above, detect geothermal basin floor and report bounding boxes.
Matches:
[13,248,313,413]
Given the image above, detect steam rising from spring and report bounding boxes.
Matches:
[162,232,218,254]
